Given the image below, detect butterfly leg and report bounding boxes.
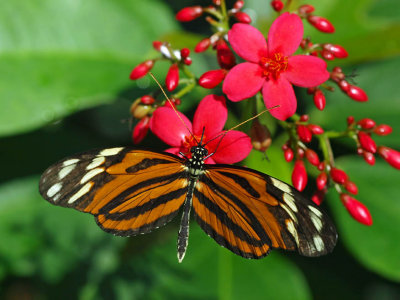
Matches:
[177,179,196,262]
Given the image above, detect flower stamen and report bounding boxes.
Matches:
[260,53,289,80]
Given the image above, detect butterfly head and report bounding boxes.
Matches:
[190,145,208,159]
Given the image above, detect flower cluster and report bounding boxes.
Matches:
[128,0,399,226]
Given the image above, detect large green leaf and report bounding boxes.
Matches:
[150,225,311,300]
[327,157,400,281]
[0,0,178,137]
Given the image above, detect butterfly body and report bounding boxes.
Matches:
[39,146,337,262]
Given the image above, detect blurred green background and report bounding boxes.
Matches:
[0,0,399,299]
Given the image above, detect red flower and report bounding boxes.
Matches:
[150,95,252,164]
[223,13,329,120]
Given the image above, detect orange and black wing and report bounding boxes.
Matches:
[193,165,337,259]
[39,147,188,236]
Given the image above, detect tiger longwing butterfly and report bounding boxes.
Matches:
[39,143,337,262]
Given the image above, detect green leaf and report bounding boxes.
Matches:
[327,157,400,281]
[0,0,178,137]
[0,176,125,283]
[150,225,311,300]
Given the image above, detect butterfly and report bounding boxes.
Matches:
[39,143,337,262]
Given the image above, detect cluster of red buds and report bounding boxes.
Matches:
[298,4,335,33]
[127,1,399,228]
[176,1,251,24]
[330,67,368,102]
[347,116,399,168]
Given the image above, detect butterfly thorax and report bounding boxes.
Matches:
[186,145,207,177]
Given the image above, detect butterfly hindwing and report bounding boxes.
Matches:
[193,165,337,258]
[39,147,188,236]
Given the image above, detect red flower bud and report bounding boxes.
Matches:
[297,148,305,159]
[297,125,312,143]
[292,160,308,192]
[347,116,355,126]
[374,124,392,136]
[165,64,179,91]
[199,69,227,89]
[311,190,325,206]
[340,194,373,226]
[298,4,315,15]
[318,161,325,171]
[271,0,284,12]
[307,15,335,33]
[132,116,150,144]
[330,167,348,184]
[305,149,320,166]
[313,89,326,110]
[140,95,155,105]
[152,41,163,51]
[307,124,324,135]
[347,85,368,101]
[316,172,327,190]
[176,6,203,22]
[234,11,252,24]
[163,98,181,109]
[345,181,358,195]
[299,114,309,122]
[363,151,375,166]
[358,131,377,153]
[234,0,245,10]
[284,148,294,162]
[180,48,190,58]
[130,60,154,80]
[195,38,211,53]
[324,44,348,58]
[357,118,375,129]
[378,146,400,169]
[216,40,236,69]
[321,50,335,60]
[183,57,192,65]
[250,119,272,152]
[338,80,350,92]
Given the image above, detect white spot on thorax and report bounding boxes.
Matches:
[80,168,104,184]
[86,156,106,170]
[47,183,62,198]
[98,147,123,156]
[313,235,325,252]
[68,182,93,204]
[59,165,75,179]
[63,158,79,167]
[283,193,298,212]
[271,178,292,194]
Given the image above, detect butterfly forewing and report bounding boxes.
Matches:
[39,148,188,236]
[194,165,337,258]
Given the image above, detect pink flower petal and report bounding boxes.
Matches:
[228,23,268,63]
[285,55,330,87]
[262,77,297,120]
[150,107,192,147]
[268,13,304,56]
[193,95,227,139]
[204,156,216,164]
[223,63,265,102]
[207,130,252,164]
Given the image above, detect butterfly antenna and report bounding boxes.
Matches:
[204,105,280,151]
[148,72,199,144]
